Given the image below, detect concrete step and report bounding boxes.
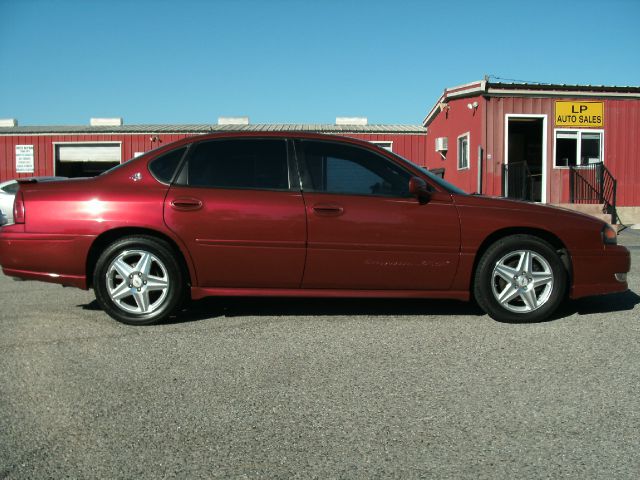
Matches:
[552,203,614,225]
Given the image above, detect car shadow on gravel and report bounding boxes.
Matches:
[170,289,639,324]
[556,289,640,317]
[79,289,639,325]
[171,297,486,323]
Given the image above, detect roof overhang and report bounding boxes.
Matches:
[422,80,487,127]
[0,123,427,136]
[423,80,640,127]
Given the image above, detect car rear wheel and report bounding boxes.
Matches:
[474,234,567,323]
[93,236,185,325]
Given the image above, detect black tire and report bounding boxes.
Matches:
[93,236,186,325]
[473,234,567,323]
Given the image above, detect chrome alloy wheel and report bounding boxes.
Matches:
[490,249,554,313]
[105,249,170,314]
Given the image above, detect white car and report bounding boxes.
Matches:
[0,177,67,224]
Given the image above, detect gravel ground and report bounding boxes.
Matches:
[1,231,639,479]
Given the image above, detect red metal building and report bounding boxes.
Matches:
[423,80,640,224]
[3,82,640,224]
[0,120,427,182]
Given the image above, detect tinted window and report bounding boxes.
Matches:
[187,140,289,190]
[300,141,411,197]
[148,147,187,183]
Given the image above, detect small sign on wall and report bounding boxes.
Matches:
[555,101,604,128]
[16,145,35,173]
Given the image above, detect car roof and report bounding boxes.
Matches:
[147,131,395,156]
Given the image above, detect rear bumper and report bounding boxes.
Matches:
[570,245,631,299]
[0,226,94,289]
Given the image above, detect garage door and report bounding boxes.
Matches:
[57,143,121,162]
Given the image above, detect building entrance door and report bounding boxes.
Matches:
[504,117,546,202]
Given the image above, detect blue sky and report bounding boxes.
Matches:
[1,0,639,125]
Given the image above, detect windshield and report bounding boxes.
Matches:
[388,151,468,195]
[414,165,468,195]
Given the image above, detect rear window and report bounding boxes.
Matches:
[148,147,187,184]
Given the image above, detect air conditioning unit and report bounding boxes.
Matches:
[435,137,448,152]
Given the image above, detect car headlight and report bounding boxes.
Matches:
[602,224,617,245]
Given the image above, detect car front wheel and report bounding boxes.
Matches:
[93,236,185,325]
[474,234,567,323]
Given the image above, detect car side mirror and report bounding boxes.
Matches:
[409,176,430,202]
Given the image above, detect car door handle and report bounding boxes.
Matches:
[312,204,344,216]
[170,197,203,211]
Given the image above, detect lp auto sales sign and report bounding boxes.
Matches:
[555,101,604,128]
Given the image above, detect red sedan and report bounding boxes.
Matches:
[0,133,630,325]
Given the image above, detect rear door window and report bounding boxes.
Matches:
[184,139,289,190]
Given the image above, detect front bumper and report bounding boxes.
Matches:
[570,244,631,299]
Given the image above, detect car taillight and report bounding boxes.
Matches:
[602,224,617,245]
[13,190,25,224]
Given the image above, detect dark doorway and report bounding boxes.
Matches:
[505,118,544,202]
[54,143,121,178]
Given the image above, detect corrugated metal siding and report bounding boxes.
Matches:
[0,132,428,182]
[0,133,199,180]
[424,94,640,207]
[484,96,556,200]
[484,96,640,206]
[424,95,484,193]
[606,99,640,207]
[1,135,56,180]
[340,133,427,166]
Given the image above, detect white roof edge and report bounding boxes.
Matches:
[444,79,485,91]
[422,93,445,127]
[422,80,487,126]
[446,81,486,98]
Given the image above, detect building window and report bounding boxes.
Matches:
[370,141,393,152]
[457,133,470,170]
[555,130,603,167]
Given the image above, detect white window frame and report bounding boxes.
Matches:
[504,114,548,203]
[370,140,393,152]
[53,141,122,162]
[457,132,470,170]
[553,128,604,169]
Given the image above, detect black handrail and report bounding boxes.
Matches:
[569,162,618,223]
[502,161,533,201]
